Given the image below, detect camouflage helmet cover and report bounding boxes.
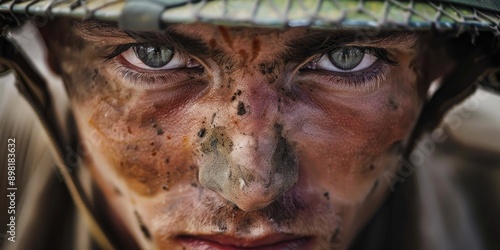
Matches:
[0,0,498,33]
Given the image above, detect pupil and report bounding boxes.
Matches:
[134,45,174,68]
[329,47,364,70]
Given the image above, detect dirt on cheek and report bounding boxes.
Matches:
[84,97,198,196]
[97,139,199,196]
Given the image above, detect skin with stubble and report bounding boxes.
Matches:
[40,19,427,249]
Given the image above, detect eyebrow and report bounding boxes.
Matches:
[76,20,210,57]
[125,30,210,57]
[284,30,417,61]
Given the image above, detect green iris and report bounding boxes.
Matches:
[133,45,174,68]
[328,47,364,70]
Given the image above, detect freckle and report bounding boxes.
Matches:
[162,185,169,191]
[127,126,132,134]
[167,135,172,140]
[157,129,164,135]
[165,158,170,164]
[191,183,198,188]
[151,151,157,156]
[150,142,154,146]
[236,90,242,96]
[152,123,157,128]
[237,101,246,116]
[369,164,375,170]
[231,95,236,101]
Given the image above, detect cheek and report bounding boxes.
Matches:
[65,63,207,196]
[290,66,420,202]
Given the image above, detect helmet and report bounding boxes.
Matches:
[1,1,499,250]
[1,0,499,31]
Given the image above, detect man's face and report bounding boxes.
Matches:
[42,20,422,249]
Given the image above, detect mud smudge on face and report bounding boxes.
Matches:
[259,63,275,75]
[251,38,261,62]
[198,128,207,138]
[208,38,217,49]
[211,113,217,125]
[237,101,246,116]
[271,124,298,191]
[387,97,399,111]
[330,227,342,248]
[323,192,329,200]
[92,68,98,81]
[238,49,249,64]
[201,127,233,155]
[218,26,233,49]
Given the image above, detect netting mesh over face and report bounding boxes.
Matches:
[0,0,499,34]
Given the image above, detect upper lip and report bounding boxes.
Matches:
[177,233,310,248]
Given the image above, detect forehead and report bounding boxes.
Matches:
[73,20,418,53]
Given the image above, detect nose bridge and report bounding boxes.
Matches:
[237,73,278,123]
[197,74,299,211]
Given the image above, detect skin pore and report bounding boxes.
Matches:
[40,19,423,249]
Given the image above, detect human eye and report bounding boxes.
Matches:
[104,44,203,90]
[299,46,398,91]
[316,47,377,72]
[120,44,201,70]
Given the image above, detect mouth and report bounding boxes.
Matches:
[176,234,313,250]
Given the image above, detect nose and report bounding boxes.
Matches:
[197,77,298,211]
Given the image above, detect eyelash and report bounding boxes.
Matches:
[104,43,397,92]
[103,43,203,89]
[298,47,398,91]
[103,44,135,60]
[311,62,388,91]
